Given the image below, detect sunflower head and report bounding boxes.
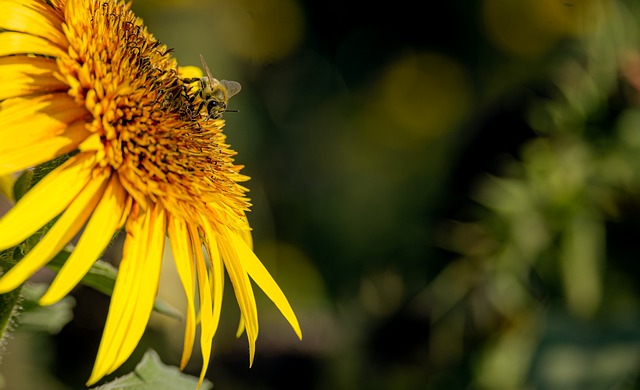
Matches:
[0,0,301,387]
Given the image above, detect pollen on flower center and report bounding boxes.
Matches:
[57,1,249,216]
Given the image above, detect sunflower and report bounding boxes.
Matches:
[0,0,301,386]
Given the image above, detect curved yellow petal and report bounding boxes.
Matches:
[48,0,64,11]
[0,0,67,48]
[0,152,96,251]
[0,93,88,155]
[88,207,146,384]
[0,55,58,74]
[177,65,203,79]
[230,230,302,339]
[190,226,214,388]
[200,218,225,340]
[40,175,127,305]
[236,215,253,249]
[167,216,197,369]
[110,205,167,373]
[0,169,109,293]
[0,32,65,58]
[236,316,246,338]
[0,121,90,177]
[218,226,259,365]
[0,76,67,102]
[87,205,166,385]
[0,93,82,129]
[0,55,66,99]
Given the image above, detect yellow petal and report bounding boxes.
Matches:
[39,175,127,305]
[190,226,215,388]
[0,32,66,58]
[0,55,59,74]
[0,152,96,251]
[230,229,302,339]
[218,226,259,365]
[49,0,64,11]
[200,217,225,340]
[0,93,88,156]
[0,0,67,48]
[0,121,90,177]
[240,228,253,249]
[87,205,166,385]
[0,169,109,293]
[110,206,167,372]
[236,316,246,338]
[167,216,197,369]
[0,55,67,100]
[178,65,203,79]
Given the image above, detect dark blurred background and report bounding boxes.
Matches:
[5,0,640,389]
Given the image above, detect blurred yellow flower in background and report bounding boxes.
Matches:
[212,0,305,62]
[372,51,471,141]
[482,0,602,57]
[0,0,300,386]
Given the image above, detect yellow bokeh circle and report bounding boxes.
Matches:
[213,0,304,62]
[372,51,471,140]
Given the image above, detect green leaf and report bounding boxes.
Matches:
[48,249,183,320]
[18,283,75,334]
[0,248,21,344]
[91,349,212,390]
[31,152,75,187]
[12,169,34,202]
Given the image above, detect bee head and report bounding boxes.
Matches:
[207,99,225,112]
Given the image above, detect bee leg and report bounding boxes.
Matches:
[193,100,205,116]
[187,87,203,104]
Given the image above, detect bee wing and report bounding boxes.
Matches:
[221,80,242,98]
[199,54,215,89]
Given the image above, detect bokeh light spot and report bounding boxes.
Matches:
[482,0,600,58]
[213,0,304,62]
[372,51,471,141]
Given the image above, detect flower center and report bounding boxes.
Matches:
[57,0,250,219]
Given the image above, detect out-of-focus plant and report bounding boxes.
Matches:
[428,1,640,389]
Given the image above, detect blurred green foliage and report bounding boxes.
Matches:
[5,0,640,389]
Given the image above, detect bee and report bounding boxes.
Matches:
[184,54,242,121]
